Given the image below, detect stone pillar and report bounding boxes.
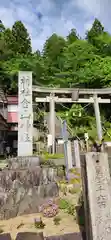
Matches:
[18,71,33,156]
[84,152,111,240]
[67,140,73,169]
[74,140,80,167]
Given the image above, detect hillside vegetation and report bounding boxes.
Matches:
[1,18,111,139]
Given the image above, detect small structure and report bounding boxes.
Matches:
[0,87,8,155]
[0,113,8,154]
[7,95,18,155]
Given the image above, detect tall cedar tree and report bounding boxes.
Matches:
[12,21,32,54]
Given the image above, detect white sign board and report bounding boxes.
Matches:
[18,71,33,156]
[47,134,53,147]
[84,132,89,140]
[104,142,111,147]
[58,139,64,145]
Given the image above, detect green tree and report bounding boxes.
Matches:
[76,55,111,88]
[58,39,96,87]
[3,28,14,56]
[2,53,45,92]
[67,28,79,44]
[59,104,94,137]
[0,29,14,62]
[12,21,32,54]
[93,32,111,56]
[42,34,66,85]
[86,18,104,45]
[0,21,7,59]
[1,19,111,140]
[0,20,5,33]
[43,33,66,60]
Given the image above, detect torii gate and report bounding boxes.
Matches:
[33,86,111,153]
[18,71,111,156]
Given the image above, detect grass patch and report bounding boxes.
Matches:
[0,228,4,234]
[69,188,80,194]
[58,198,76,218]
[59,198,69,210]
[0,160,7,169]
[42,153,64,160]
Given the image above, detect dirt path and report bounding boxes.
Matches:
[0,211,79,239]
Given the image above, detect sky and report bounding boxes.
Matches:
[0,0,111,51]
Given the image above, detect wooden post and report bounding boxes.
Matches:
[84,152,111,240]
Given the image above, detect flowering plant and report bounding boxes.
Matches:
[39,199,58,218]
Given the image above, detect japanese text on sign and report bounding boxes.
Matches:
[95,165,107,208]
[18,71,33,156]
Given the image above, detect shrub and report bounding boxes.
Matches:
[58,198,76,218]
[40,158,56,167]
[0,228,4,233]
[53,216,61,225]
[76,191,85,226]
[34,217,45,229]
[58,198,69,210]
[57,167,65,178]
[67,203,76,217]
[69,188,80,194]
[58,182,67,195]
[43,153,64,160]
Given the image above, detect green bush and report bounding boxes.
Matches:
[58,198,69,209]
[58,198,76,218]
[34,217,45,229]
[43,153,64,160]
[69,188,80,194]
[57,167,65,178]
[40,158,56,167]
[53,216,61,225]
[0,228,4,233]
[67,203,76,217]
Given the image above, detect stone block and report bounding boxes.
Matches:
[8,156,41,170]
[16,232,44,240]
[0,233,11,240]
[46,232,82,240]
[0,166,59,219]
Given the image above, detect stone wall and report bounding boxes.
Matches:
[0,232,82,240]
[8,156,40,169]
[0,156,59,220]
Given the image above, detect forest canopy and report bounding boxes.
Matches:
[1,18,111,139]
